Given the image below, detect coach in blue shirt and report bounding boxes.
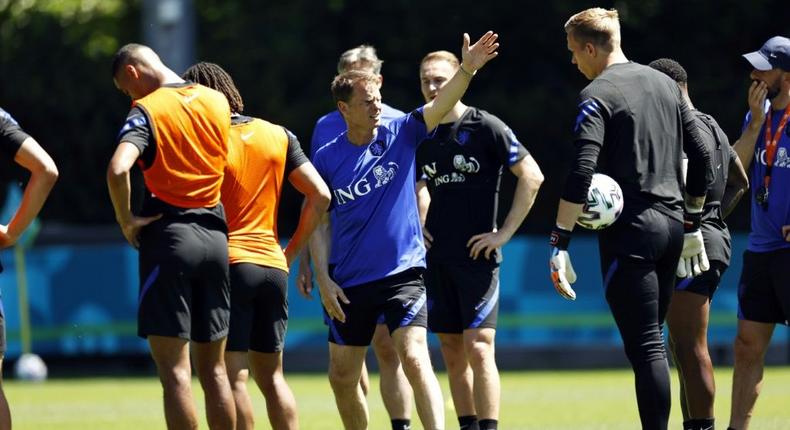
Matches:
[310,32,499,430]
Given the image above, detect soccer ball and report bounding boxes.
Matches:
[576,173,624,230]
[13,353,48,382]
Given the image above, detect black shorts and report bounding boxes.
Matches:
[425,262,499,333]
[227,263,288,353]
[137,217,230,342]
[675,260,728,299]
[326,268,427,346]
[738,248,790,325]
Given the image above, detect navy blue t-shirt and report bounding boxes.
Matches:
[312,108,428,288]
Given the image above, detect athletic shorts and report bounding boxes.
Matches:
[425,262,499,333]
[137,216,230,342]
[675,260,728,299]
[326,268,427,346]
[227,263,288,353]
[737,248,790,325]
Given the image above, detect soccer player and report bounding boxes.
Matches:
[0,108,58,430]
[548,9,712,430]
[415,50,544,430]
[182,61,331,430]
[729,35,790,430]
[107,44,236,429]
[310,31,499,430]
[298,44,415,430]
[649,58,749,430]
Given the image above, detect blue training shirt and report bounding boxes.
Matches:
[310,103,404,158]
[746,101,790,252]
[312,108,428,288]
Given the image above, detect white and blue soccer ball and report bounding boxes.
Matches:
[576,173,624,230]
[13,353,48,382]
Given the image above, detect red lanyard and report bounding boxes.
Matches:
[762,105,790,189]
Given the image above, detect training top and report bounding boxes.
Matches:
[565,62,711,222]
[691,111,736,265]
[312,108,428,288]
[310,103,404,158]
[416,107,528,265]
[222,115,308,272]
[745,102,790,252]
[117,82,229,222]
[0,108,27,160]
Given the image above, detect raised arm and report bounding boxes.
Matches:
[422,31,499,132]
[733,81,768,170]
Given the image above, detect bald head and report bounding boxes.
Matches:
[111,43,183,100]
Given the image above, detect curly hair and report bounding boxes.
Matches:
[648,58,688,84]
[182,62,244,113]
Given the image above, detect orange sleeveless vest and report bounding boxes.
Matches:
[135,84,230,208]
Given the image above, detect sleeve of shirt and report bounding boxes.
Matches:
[283,127,309,176]
[486,114,529,166]
[0,108,29,160]
[403,107,430,148]
[573,83,612,145]
[562,139,602,204]
[117,106,156,168]
[678,88,713,197]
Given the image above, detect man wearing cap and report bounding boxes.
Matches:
[729,35,790,430]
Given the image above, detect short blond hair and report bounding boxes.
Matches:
[420,50,460,69]
[564,8,621,51]
[331,70,380,103]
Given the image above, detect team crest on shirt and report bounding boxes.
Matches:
[455,129,471,146]
[369,140,387,156]
[373,162,398,187]
[453,155,480,173]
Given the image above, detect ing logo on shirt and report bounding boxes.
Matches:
[333,162,400,205]
[755,146,790,168]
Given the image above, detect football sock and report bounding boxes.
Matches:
[683,418,714,430]
[479,418,498,429]
[391,419,411,430]
[459,415,479,430]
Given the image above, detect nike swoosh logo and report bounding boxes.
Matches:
[240,132,254,141]
[717,163,722,170]
[183,94,198,103]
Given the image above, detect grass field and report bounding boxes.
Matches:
[7,367,790,429]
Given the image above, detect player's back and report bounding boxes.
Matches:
[222,115,291,271]
[583,62,686,218]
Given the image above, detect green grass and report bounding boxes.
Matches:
[6,367,790,429]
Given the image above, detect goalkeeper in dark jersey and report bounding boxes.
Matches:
[548,8,713,430]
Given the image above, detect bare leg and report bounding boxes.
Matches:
[249,350,299,430]
[437,333,475,418]
[0,358,11,430]
[225,351,255,430]
[192,338,236,430]
[666,290,714,420]
[148,336,199,429]
[393,326,445,430]
[729,320,774,430]
[463,328,499,421]
[372,323,413,421]
[328,343,369,430]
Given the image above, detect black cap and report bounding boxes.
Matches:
[743,36,790,71]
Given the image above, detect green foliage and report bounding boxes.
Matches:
[0,0,787,231]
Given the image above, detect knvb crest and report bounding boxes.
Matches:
[369,140,387,156]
